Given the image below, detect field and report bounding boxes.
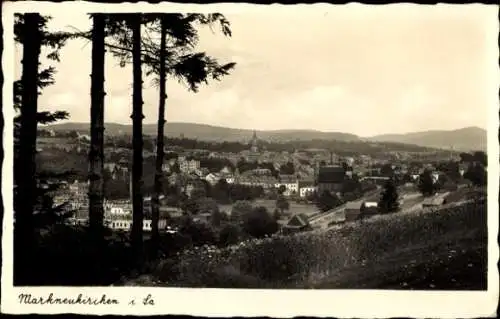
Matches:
[219,199,319,216]
[124,197,486,289]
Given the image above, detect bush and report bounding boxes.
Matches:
[15,224,136,286]
[242,206,278,238]
[218,224,242,247]
[153,200,486,288]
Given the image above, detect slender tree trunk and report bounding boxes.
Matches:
[15,13,42,284]
[151,18,167,257]
[88,14,106,235]
[130,16,144,256]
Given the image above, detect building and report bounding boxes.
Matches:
[360,176,390,186]
[344,201,363,222]
[422,196,447,208]
[205,172,222,185]
[248,130,260,162]
[316,165,346,194]
[104,162,128,180]
[298,180,316,198]
[106,217,168,232]
[281,213,312,235]
[179,158,200,173]
[275,174,299,196]
[161,163,171,173]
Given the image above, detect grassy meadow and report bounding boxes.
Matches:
[124,197,486,289]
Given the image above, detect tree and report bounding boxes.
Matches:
[231,200,253,224]
[241,206,278,238]
[211,210,228,228]
[316,190,341,212]
[472,151,487,167]
[418,170,436,197]
[378,178,400,213]
[380,163,394,177]
[275,194,290,214]
[88,14,106,235]
[464,163,487,187]
[16,14,43,267]
[218,224,241,247]
[179,217,216,246]
[150,16,168,257]
[441,161,461,182]
[306,190,318,203]
[279,161,295,175]
[115,14,234,256]
[277,185,286,195]
[212,178,230,203]
[341,177,361,195]
[14,13,79,284]
[130,15,145,257]
[196,197,219,215]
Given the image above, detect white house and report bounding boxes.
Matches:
[107,219,167,232]
[108,206,130,216]
[299,186,317,198]
[205,172,221,185]
[431,172,440,184]
[275,181,299,196]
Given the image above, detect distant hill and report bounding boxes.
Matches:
[43,122,486,151]
[365,127,487,152]
[43,122,360,143]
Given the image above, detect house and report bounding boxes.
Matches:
[106,217,167,232]
[361,201,380,216]
[161,163,171,173]
[252,168,272,175]
[317,165,346,193]
[220,166,233,175]
[179,158,200,173]
[298,180,316,198]
[281,213,312,235]
[225,176,236,184]
[360,176,390,186]
[275,175,299,196]
[205,172,222,185]
[104,162,128,180]
[431,171,441,184]
[422,196,447,208]
[344,201,364,222]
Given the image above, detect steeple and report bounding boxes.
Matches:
[250,130,259,152]
[251,130,258,145]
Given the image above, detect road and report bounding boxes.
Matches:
[309,188,382,229]
[312,189,452,231]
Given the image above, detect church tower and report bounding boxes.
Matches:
[250,130,259,153]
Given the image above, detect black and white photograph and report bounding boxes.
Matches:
[1,1,498,317]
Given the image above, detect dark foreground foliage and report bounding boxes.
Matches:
[142,199,486,289]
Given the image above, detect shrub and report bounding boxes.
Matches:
[17,224,136,286]
[153,200,486,288]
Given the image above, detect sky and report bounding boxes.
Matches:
[12,4,499,137]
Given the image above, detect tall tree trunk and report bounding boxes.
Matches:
[15,13,42,284]
[151,18,167,258]
[88,14,106,235]
[130,15,144,256]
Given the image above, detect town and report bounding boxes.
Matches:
[37,126,486,242]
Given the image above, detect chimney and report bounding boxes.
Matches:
[330,150,333,165]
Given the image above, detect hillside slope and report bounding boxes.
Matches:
[43,122,360,142]
[366,126,486,151]
[44,122,486,151]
